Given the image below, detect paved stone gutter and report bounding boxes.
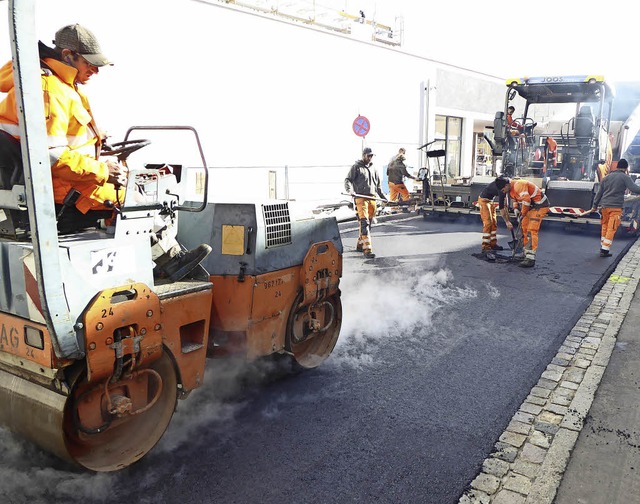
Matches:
[459,239,640,504]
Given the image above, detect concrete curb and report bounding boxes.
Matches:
[459,239,640,504]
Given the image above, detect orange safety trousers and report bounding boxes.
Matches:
[355,197,377,252]
[388,182,411,203]
[478,198,498,251]
[600,207,622,251]
[521,206,549,259]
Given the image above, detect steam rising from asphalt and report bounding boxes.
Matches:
[0,267,477,503]
[0,357,279,504]
[0,431,114,504]
[330,266,477,368]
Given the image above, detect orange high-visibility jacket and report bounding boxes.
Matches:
[508,179,547,216]
[0,58,121,213]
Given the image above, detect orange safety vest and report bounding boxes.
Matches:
[0,58,121,213]
[509,180,547,216]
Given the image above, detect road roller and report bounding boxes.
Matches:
[0,0,342,471]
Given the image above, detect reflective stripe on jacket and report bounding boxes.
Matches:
[509,179,548,216]
[0,58,120,213]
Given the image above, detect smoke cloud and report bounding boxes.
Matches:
[330,265,478,368]
[0,263,478,503]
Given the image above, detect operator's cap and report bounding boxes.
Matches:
[54,24,113,67]
[363,147,375,156]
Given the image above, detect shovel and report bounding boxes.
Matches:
[507,227,518,250]
[508,219,524,259]
[341,192,398,205]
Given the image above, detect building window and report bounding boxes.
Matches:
[474,133,494,176]
[435,115,462,179]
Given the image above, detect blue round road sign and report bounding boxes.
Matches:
[352,115,370,137]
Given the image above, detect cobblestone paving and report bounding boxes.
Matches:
[459,239,640,504]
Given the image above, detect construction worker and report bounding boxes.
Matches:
[589,158,640,257]
[0,24,211,281]
[477,176,510,257]
[388,147,406,167]
[345,147,387,259]
[497,177,550,268]
[506,106,516,129]
[387,148,417,209]
[596,133,614,182]
[504,106,523,167]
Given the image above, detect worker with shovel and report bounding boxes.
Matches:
[477,176,511,260]
[345,147,388,259]
[498,178,550,268]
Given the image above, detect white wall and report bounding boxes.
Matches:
[0,0,502,203]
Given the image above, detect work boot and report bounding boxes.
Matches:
[519,258,535,268]
[364,251,376,259]
[600,249,612,257]
[485,251,496,262]
[155,244,212,282]
[491,244,504,251]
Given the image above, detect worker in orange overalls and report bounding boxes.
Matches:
[387,149,418,209]
[345,147,388,259]
[498,178,550,268]
[504,106,524,167]
[589,158,640,257]
[477,176,510,257]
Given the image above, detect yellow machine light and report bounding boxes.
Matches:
[24,326,44,350]
[584,75,605,84]
[221,225,246,256]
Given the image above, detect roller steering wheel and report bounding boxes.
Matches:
[101,139,151,162]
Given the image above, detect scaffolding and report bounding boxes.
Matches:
[217,0,403,46]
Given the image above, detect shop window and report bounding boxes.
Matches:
[435,115,462,179]
[474,133,493,176]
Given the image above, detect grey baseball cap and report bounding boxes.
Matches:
[54,24,113,67]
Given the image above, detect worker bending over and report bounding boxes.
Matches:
[345,147,387,259]
[477,176,510,256]
[590,158,640,257]
[497,178,550,268]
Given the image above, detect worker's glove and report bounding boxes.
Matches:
[106,159,127,187]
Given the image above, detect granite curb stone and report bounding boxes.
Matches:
[458,239,640,503]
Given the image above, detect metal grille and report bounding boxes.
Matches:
[263,203,292,248]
